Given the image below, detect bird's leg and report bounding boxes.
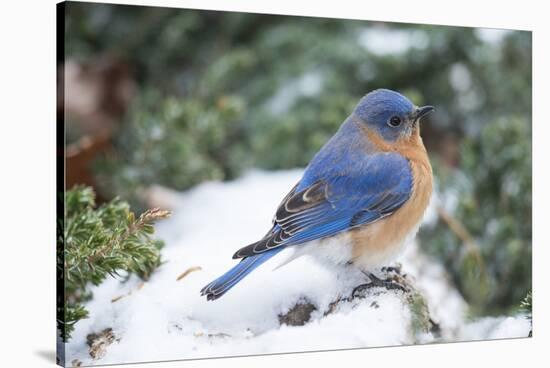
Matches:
[352,269,408,298]
[368,272,408,291]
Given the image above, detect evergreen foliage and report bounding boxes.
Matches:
[58,186,169,341]
[520,290,532,337]
[520,291,532,320]
[94,91,248,207]
[420,118,531,315]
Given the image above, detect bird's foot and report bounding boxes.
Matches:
[352,271,409,298]
[381,263,402,275]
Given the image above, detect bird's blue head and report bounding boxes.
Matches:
[354,89,434,142]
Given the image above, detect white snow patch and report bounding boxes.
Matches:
[267,72,323,114]
[475,28,511,45]
[358,28,429,56]
[457,316,531,342]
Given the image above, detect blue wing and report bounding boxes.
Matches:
[233,148,413,259]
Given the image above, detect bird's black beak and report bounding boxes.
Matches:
[414,105,434,123]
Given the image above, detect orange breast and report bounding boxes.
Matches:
[350,127,433,269]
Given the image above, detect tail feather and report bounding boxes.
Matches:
[201,248,283,300]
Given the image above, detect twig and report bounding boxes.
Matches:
[88,208,170,264]
[435,205,485,270]
[176,266,202,281]
[111,282,145,303]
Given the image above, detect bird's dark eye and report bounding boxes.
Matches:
[388,116,402,127]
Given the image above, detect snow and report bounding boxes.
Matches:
[358,28,429,56]
[475,28,511,45]
[457,316,531,342]
[64,170,531,366]
[267,72,324,114]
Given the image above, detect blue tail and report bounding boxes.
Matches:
[200,248,284,300]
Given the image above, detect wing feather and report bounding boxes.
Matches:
[232,152,413,259]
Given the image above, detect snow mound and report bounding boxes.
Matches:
[65,170,530,366]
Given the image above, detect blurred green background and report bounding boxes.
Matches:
[62,2,531,316]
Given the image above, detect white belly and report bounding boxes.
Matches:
[271,232,354,271]
[352,222,420,271]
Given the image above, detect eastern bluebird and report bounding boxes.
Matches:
[201,89,434,300]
